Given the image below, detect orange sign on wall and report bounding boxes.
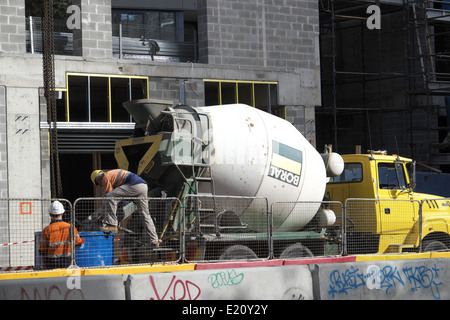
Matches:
[20,202,32,215]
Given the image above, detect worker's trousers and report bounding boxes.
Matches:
[103,183,158,242]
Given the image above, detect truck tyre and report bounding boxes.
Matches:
[219,245,258,260]
[279,243,314,259]
[422,240,448,252]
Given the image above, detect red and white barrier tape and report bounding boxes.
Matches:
[0,266,33,272]
[0,241,35,272]
[1,240,35,247]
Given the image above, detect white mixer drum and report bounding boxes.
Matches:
[196,104,327,232]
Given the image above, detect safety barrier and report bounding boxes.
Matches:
[183,195,269,262]
[345,198,422,254]
[4,254,450,300]
[0,199,72,270]
[345,198,450,255]
[1,196,450,272]
[270,200,344,258]
[73,197,182,266]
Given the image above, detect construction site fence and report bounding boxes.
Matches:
[1,196,450,272]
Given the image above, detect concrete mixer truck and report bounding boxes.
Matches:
[111,99,344,262]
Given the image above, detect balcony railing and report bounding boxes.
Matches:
[25,17,198,62]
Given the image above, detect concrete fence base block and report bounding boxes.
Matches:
[0,274,126,300]
[315,258,450,300]
[126,265,313,300]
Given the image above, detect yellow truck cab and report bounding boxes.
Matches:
[325,151,450,254]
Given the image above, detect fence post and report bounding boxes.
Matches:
[419,199,424,252]
[119,23,123,59]
[29,16,34,54]
[268,202,274,259]
[343,199,348,256]
[69,200,77,268]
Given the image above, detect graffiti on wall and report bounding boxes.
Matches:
[207,269,244,289]
[148,269,246,300]
[328,263,443,300]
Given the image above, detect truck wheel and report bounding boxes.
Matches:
[422,240,448,252]
[219,245,258,260]
[279,243,314,259]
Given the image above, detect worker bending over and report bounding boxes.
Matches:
[91,169,160,246]
[39,201,83,269]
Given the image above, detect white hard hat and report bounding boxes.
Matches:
[48,201,65,215]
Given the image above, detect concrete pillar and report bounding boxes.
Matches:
[0,0,26,53]
[73,0,112,58]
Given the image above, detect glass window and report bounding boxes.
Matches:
[205,80,279,108]
[378,163,407,189]
[67,75,89,122]
[113,10,177,41]
[55,90,67,122]
[65,74,148,123]
[204,82,220,106]
[111,77,131,122]
[221,82,236,105]
[329,162,363,183]
[90,76,109,122]
[237,83,253,105]
[204,80,279,116]
[159,12,176,41]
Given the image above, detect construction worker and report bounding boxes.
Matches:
[39,201,83,269]
[91,169,160,246]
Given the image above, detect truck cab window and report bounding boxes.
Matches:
[329,163,362,183]
[378,163,407,189]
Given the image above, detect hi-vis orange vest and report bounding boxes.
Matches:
[101,169,129,193]
[39,221,82,258]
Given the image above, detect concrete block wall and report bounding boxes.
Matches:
[197,0,320,71]
[73,0,112,58]
[197,0,321,140]
[148,77,205,107]
[0,0,25,53]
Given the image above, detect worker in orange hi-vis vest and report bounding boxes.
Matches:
[91,169,161,246]
[39,201,83,269]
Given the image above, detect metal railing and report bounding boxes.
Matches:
[1,196,450,272]
[26,17,198,62]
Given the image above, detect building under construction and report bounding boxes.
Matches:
[0,0,449,205]
[318,0,450,172]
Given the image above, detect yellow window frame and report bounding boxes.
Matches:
[60,73,150,122]
[203,79,284,118]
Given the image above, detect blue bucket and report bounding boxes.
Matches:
[75,232,114,267]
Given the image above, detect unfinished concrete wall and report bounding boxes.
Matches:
[73,0,112,58]
[0,0,25,53]
[197,0,321,143]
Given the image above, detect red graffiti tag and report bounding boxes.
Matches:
[20,285,84,300]
[149,275,201,300]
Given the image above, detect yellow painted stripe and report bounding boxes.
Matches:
[271,153,301,175]
[355,253,431,261]
[82,263,195,276]
[0,264,196,280]
[0,268,82,280]
[430,252,450,259]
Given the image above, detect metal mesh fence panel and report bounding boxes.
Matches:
[0,199,71,271]
[183,195,269,262]
[345,198,422,254]
[73,197,182,267]
[418,197,450,252]
[271,201,344,259]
